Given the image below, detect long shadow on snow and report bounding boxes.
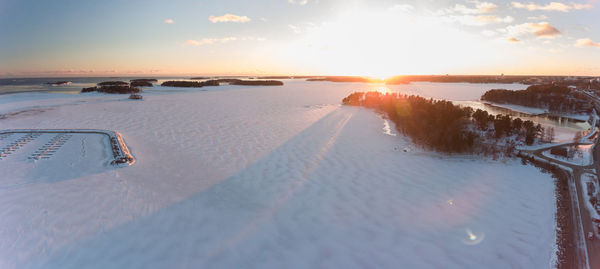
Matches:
[33,107,357,268]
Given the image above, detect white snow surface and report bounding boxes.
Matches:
[0,81,556,268]
[542,145,594,166]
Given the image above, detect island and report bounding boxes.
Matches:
[342,91,547,153]
[161,80,220,88]
[130,79,157,87]
[81,85,141,94]
[385,75,532,84]
[161,79,284,88]
[307,76,379,83]
[46,81,72,86]
[97,81,129,86]
[224,79,283,86]
[481,84,592,114]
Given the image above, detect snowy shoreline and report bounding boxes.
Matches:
[482,101,590,122]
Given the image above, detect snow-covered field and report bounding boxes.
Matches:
[0,81,557,268]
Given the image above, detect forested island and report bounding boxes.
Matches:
[227,79,283,86]
[161,79,283,88]
[81,85,141,94]
[97,81,129,86]
[130,79,157,87]
[161,80,220,87]
[385,75,533,85]
[481,84,592,114]
[307,76,378,83]
[46,81,71,86]
[308,75,534,84]
[81,81,141,94]
[343,92,548,153]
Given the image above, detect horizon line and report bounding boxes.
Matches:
[2,73,600,79]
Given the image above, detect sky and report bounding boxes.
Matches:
[0,0,599,78]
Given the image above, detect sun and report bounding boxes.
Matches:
[281,5,495,78]
[372,86,392,94]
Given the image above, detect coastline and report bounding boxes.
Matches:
[482,101,590,122]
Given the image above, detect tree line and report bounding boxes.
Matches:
[481,84,590,114]
[343,92,548,153]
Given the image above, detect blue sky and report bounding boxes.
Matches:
[0,0,599,77]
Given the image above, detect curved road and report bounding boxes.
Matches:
[523,91,600,269]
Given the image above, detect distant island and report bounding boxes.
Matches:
[385,75,532,84]
[81,85,141,94]
[130,79,157,87]
[481,84,592,114]
[46,81,71,86]
[226,79,283,86]
[307,75,600,90]
[161,79,283,88]
[97,81,129,86]
[161,80,220,88]
[81,81,141,94]
[307,76,377,83]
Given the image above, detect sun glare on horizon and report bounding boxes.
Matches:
[279,5,512,77]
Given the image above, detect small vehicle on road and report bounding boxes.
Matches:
[589,232,594,240]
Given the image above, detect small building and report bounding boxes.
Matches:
[550,147,568,158]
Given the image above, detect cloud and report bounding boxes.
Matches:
[449,15,514,26]
[507,37,521,42]
[575,38,600,48]
[482,30,497,36]
[164,19,174,24]
[511,1,593,12]
[452,1,498,14]
[288,0,308,5]
[289,25,302,34]
[529,22,561,38]
[476,15,515,23]
[390,4,414,12]
[527,15,549,20]
[441,1,512,25]
[505,22,561,39]
[208,14,251,23]
[287,22,316,34]
[184,37,238,46]
[183,37,265,46]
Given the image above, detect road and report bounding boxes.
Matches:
[523,90,600,269]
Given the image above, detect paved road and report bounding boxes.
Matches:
[525,90,600,269]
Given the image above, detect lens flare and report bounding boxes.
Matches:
[462,228,485,245]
